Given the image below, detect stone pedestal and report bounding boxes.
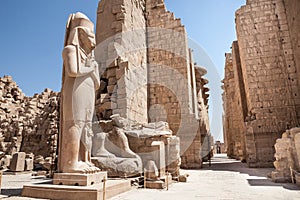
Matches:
[53,172,107,186]
[151,141,166,178]
[22,179,131,200]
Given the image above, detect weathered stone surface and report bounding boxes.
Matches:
[10,152,26,172]
[223,44,246,162]
[95,0,210,169]
[91,157,142,178]
[96,0,148,123]
[223,0,300,167]
[24,159,34,171]
[92,116,176,178]
[272,128,300,182]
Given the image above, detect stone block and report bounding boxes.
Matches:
[145,180,165,189]
[151,141,166,178]
[25,159,34,171]
[296,173,300,187]
[10,152,26,172]
[145,175,172,189]
[178,175,188,182]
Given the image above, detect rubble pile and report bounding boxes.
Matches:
[272,127,300,183]
[0,75,60,170]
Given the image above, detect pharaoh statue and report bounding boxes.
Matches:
[58,12,100,173]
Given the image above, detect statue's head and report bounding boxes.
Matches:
[65,12,96,52]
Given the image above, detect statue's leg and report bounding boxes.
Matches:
[93,132,116,157]
[78,122,101,173]
[60,122,91,173]
[115,128,137,158]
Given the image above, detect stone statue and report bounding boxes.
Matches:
[58,12,101,173]
[91,115,143,177]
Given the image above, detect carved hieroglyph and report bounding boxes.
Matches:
[58,12,100,173]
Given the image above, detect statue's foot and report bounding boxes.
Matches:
[86,161,102,173]
[63,162,101,174]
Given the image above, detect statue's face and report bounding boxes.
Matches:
[78,27,96,51]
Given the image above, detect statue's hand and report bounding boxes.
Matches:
[85,57,98,69]
[91,60,98,70]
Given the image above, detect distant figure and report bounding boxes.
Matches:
[217,146,221,154]
[58,12,100,174]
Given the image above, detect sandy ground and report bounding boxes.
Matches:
[111,154,300,200]
[1,154,300,200]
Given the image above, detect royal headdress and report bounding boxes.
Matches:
[64,12,94,46]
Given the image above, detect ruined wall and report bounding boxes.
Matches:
[224,0,300,167]
[146,0,195,131]
[231,41,247,161]
[95,0,208,168]
[145,0,203,168]
[0,76,59,162]
[96,0,148,123]
[223,41,248,161]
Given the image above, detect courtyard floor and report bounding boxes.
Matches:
[1,154,300,200]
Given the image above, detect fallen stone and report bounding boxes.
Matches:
[92,157,142,178]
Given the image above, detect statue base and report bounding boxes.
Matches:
[22,178,131,200]
[53,172,107,186]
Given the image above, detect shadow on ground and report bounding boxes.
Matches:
[1,188,22,196]
[200,154,299,191]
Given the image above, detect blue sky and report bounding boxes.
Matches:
[0,0,245,141]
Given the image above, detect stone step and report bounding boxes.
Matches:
[22,179,131,200]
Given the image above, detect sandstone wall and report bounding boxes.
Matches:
[96,0,148,123]
[238,0,300,167]
[145,0,205,169]
[223,0,300,167]
[231,41,247,161]
[283,0,300,120]
[146,0,195,132]
[95,0,210,169]
[223,41,247,161]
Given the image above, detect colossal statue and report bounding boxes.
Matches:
[58,12,100,174]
